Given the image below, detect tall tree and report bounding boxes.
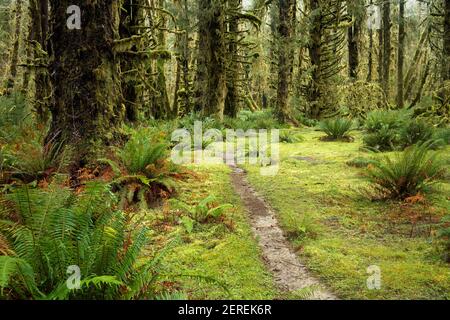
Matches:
[306,0,346,118]
[382,0,391,97]
[443,0,450,82]
[347,0,362,80]
[276,0,295,122]
[224,0,241,118]
[367,0,374,82]
[46,0,124,163]
[119,0,144,122]
[195,0,227,120]
[5,0,23,94]
[377,2,383,85]
[396,0,405,108]
[23,0,50,121]
[153,0,171,119]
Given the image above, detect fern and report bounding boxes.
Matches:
[169,195,233,224]
[364,142,447,199]
[319,118,354,141]
[0,182,171,300]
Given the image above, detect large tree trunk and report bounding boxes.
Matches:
[193,0,209,113]
[196,0,227,120]
[23,0,50,122]
[205,1,227,120]
[382,0,391,98]
[347,9,360,80]
[119,0,144,122]
[46,0,124,163]
[307,0,322,119]
[377,24,383,85]
[367,28,373,82]
[6,0,23,94]
[180,0,191,114]
[396,0,405,108]
[367,0,373,82]
[151,0,171,119]
[443,0,450,82]
[276,0,295,122]
[224,0,241,118]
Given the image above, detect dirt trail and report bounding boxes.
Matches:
[229,166,337,300]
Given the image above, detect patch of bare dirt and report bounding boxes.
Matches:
[230,166,337,300]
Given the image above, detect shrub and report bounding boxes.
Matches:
[119,128,169,176]
[364,143,447,200]
[363,126,401,151]
[169,195,233,225]
[319,118,354,141]
[365,109,410,133]
[294,113,318,127]
[399,119,434,148]
[2,139,69,183]
[279,130,304,143]
[363,110,411,151]
[101,128,179,209]
[433,127,450,147]
[0,182,171,300]
[338,81,388,119]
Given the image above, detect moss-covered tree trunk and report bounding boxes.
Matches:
[153,0,171,119]
[46,0,124,163]
[195,0,227,120]
[443,0,450,82]
[224,0,241,118]
[194,0,207,113]
[377,14,383,85]
[119,0,144,122]
[276,0,295,123]
[347,8,360,80]
[396,0,405,108]
[382,0,391,98]
[367,0,373,82]
[6,0,23,94]
[24,0,50,122]
[307,0,322,119]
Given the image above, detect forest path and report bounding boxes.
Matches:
[229,165,337,300]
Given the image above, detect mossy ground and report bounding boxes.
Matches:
[139,127,448,300]
[243,128,450,300]
[143,165,277,300]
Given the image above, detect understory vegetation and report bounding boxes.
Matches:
[0,0,449,301]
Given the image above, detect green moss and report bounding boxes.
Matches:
[155,165,277,299]
[244,128,450,300]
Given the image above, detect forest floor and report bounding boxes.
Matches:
[145,127,449,300]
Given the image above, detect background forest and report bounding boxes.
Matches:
[0,0,449,300]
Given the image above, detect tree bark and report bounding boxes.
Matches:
[224,0,241,118]
[276,0,295,122]
[193,0,209,113]
[22,0,50,122]
[443,0,450,82]
[347,11,360,80]
[119,0,144,122]
[367,0,373,82]
[6,0,23,94]
[46,0,124,163]
[195,0,227,120]
[377,25,383,85]
[396,0,405,108]
[307,0,322,119]
[382,0,391,98]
